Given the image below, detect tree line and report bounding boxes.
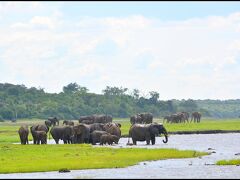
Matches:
[0,82,239,120]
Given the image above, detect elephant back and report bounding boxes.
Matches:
[103,123,121,139]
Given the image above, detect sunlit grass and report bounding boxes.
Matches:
[0,144,208,173]
[216,159,240,165]
[114,118,240,136]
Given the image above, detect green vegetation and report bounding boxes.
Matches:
[0,144,208,173]
[216,159,240,165]
[2,82,239,121]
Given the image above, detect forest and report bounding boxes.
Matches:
[0,82,239,120]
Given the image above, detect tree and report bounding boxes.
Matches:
[178,99,198,112]
[167,100,177,113]
[63,83,88,94]
[63,83,80,94]
[149,91,160,104]
[102,86,128,96]
[132,89,140,100]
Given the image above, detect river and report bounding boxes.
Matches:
[1,133,240,179]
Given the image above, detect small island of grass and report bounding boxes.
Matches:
[0,144,208,174]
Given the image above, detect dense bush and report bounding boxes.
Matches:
[1,82,238,120]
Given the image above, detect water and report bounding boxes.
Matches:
[1,133,240,179]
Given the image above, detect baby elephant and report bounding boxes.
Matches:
[34,131,47,144]
[100,134,119,145]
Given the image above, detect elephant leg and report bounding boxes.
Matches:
[151,136,156,145]
[146,139,150,145]
[132,139,137,145]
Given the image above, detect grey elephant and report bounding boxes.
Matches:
[129,122,168,145]
[72,124,90,144]
[50,126,74,144]
[86,123,105,133]
[130,113,153,124]
[18,125,29,145]
[48,117,59,126]
[181,112,190,123]
[93,114,112,124]
[191,112,201,123]
[163,115,172,123]
[30,126,47,144]
[30,124,49,144]
[79,115,95,124]
[90,130,110,145]
[79,114,112,124]
[100,134,119,145]
[63,120,74,126]
[45,120,52,127]
[103,122,121,143]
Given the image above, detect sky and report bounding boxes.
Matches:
[1,1,240,100]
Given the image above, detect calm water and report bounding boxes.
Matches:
[2,133,240,179]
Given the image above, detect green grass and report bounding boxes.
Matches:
[0,144,208,173]
[114,118,240,136]
[216,159,240,165]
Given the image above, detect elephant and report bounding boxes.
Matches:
[128,122,168,145]
[30,126,47,144]
[130,114,141,124]
[50,126,74,144]
[45,120,52,127]
[167,113,184,123]
[48,117,59,126]
[79,114,112,124]
[86,123,105,133]
[102,122,121,143]
[163,115,172,123]
[181,112,190,123]
[90,130,110,145]
[191,112,201,123]
[30,124,49,144]
[93,114,112,124]
[79,116,95,124]
[32,131,47,144]
[63,120,74,126]
[72,124,90,144]
[100,134,119,145]
[18,125,29,145]
[130,113,153,124]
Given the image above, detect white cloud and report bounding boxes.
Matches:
[1,9,240,99]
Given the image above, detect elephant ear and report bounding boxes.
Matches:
[149,124,159,136]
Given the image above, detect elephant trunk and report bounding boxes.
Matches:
[162,127,168,143]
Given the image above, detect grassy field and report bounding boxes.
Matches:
[0,144,208,173]
[114,118,240,136]
[0,118,240,144]
[216,159,240,165]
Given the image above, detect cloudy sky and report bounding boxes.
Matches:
[1,1,240,100]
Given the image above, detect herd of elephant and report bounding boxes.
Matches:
[18,114,169,146]
[163,112,201,124]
